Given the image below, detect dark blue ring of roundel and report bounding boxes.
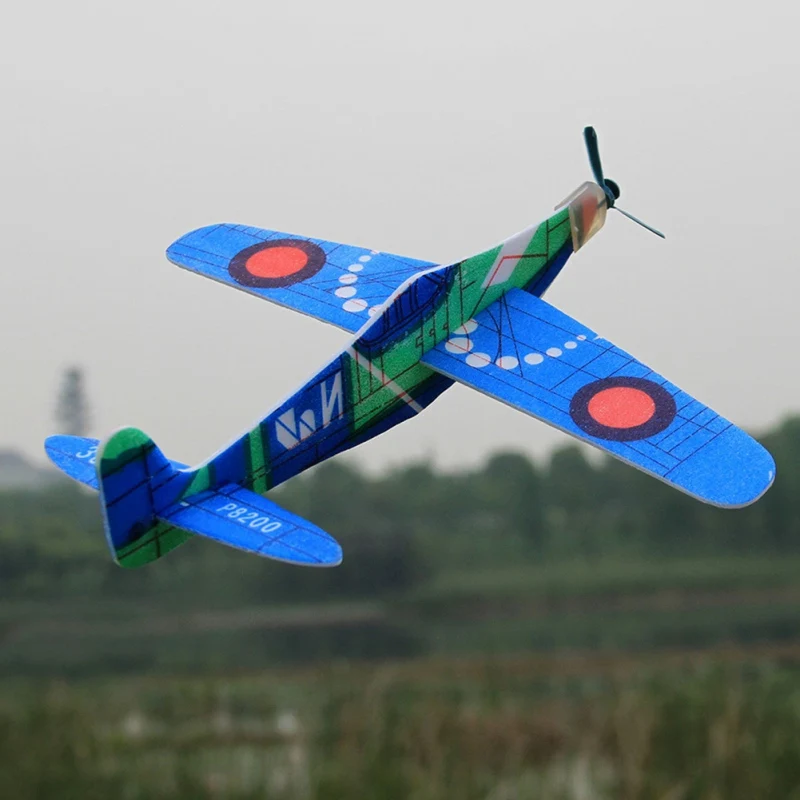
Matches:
[229,239,327,289]
[569,376,677,442]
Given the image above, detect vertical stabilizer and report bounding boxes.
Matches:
[96,427,192,568]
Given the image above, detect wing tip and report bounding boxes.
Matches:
[669,427,776,509]
[44,434,101,489]
[165,223,234,264]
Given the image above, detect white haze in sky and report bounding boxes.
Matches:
[1,0,798,474]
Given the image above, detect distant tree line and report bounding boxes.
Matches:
[2,415,799,604]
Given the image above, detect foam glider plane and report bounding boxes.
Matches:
[45,128,775,569]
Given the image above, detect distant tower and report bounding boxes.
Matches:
[55,367,90,437]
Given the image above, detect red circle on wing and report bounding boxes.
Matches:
[587,387,656,429]
[245,246,309,279]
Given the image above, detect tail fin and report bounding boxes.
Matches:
[97,427,192,568]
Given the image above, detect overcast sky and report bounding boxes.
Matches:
[1,0,798,475]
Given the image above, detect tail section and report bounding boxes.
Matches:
[96,428,193,568]
[45,433,192,567]
[45,428,343,569]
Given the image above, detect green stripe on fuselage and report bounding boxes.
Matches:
[247,424,270,493]
[348,209,571,434]
[182,462,215,498]
[347,358,436,431]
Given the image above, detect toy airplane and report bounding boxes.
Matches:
[45,128,775,569]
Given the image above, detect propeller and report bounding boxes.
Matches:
[583,126,665,239]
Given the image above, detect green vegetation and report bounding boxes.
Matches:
[3,657,800,799]
[3,416,800,794]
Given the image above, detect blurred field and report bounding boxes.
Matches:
[4,650,800,799]
[4,553,800,676]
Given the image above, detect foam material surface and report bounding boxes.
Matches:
[162,483,342,566]
[167,224,435,332]
[422,289,775,507]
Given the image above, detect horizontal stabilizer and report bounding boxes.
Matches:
[160,483,342,567]
[45,435,187,491]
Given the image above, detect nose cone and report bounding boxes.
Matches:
[668,426,775,508]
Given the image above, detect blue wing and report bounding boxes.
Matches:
[160,483,342,566]
[421,289,775,508]
[167,224,435,333]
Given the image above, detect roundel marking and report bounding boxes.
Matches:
[587,387,656,429]
[229,239,327,288]
[570,377,677,442]
[247,246,308,279]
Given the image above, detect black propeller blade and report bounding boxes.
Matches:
[583,126,664,239]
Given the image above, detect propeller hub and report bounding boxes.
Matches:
[603,178,620,203]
